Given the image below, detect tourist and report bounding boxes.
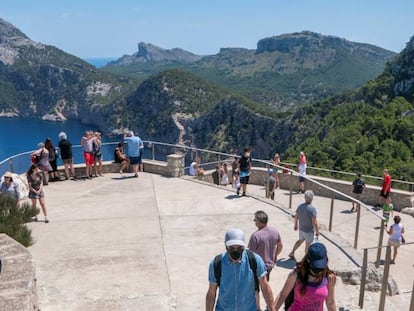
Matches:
[26,164,49,223]
[114,142,129,174]
[0,171,22,205]
[381,197,394,227]
[266,170,276,200]
[288,190,319,260]
[297,151,307,193]
[31,142,52,185]
[274,242,337,311]
[376,169,392,207]
[221,163,229,186]
[237,146,252,196]
[350,173,365,212]
[248,211,283,311]
[272,153,281,189]
[81,130,95,178]
[93,131,104,176]
[189,157,204,176]
[45,137,59,181]
[385,216,405,264]
[58,132,76,180]
[205,228,275,311]
[124,130,144,177]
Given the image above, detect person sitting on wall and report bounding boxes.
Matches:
[189,157,204,176]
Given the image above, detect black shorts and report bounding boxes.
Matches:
[380,190,390,199]
[240,176,250,184]
[299,176,306,182]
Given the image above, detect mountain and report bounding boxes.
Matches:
[0,17,138,127]
[109,42,202,65]
[282,34,414,180]
[103,31,396,108]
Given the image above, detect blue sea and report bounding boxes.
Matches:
[0,118,120,172]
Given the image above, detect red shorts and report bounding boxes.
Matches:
[84,152,95,165]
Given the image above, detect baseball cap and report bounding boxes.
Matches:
[225,228,245,247]
[307,242,328,269]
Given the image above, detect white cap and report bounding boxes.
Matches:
[225,228,245,247]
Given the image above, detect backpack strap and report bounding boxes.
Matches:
[213,250,259,291]
[213,254,222,286]
[246,249,259,291]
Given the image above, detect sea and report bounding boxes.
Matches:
[0,118,120,171]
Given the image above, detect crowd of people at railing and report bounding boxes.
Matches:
[0,129,145,224]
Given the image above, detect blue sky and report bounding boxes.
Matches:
[2,0,414,58]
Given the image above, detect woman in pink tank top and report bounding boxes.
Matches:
[274,242,337,311]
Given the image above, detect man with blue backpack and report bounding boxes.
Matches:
[205,228,276,311]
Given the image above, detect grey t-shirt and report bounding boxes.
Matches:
[296,203,317,233]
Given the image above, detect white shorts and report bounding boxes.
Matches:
[299,230,315,244]
[388,239,401,247]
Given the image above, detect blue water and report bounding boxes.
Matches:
[0,118,121,173]
[83,57,117,68]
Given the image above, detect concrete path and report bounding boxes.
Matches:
[27,172,414,310]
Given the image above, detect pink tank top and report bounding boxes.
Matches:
[289,277,328,311]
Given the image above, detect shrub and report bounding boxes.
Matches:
[0,195,39,247]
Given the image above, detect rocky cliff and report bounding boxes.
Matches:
[110,42,202,65]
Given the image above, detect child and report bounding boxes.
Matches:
[221,163,229,186]
[381,197,394,226]
[232,169,240,192]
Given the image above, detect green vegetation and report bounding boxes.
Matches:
[0,196,39,247]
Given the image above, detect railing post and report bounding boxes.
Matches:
[288,172,293,209]
[328,192,334,232]
[354,203,361,249]
[358,248,368,308]
[378,246,391,311]
[151,143,155,160]
[265,164,270,198]
[375,220,385,268]
[9,158,14,173]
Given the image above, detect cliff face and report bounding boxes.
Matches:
[391,35,414,100]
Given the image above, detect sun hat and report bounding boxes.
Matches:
[225,228,245,247]
[4,171,12,178]
[307,242,328,269]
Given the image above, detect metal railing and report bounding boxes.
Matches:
[359,242,414,310]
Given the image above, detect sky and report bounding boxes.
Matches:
[2,0,414,59]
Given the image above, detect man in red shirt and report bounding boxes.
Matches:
[376,169,392,207]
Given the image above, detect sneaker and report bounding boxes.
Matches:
[45,218,49,224]
[134,173,138,178]
[242,192,246,196]
[120,170,123,174]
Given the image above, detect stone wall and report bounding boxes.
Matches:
[197,167,414,210]
[0,234,38,311]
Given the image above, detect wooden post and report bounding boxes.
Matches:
[354,203,361,249]
[375,220,385,268]
[378,246,391,311]
[328,193,334,232]
[358,248,368,308]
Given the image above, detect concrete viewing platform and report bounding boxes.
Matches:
[4,171,414,310]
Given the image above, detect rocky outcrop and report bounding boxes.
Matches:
[111,42,202,65]
[391,35,414,101]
